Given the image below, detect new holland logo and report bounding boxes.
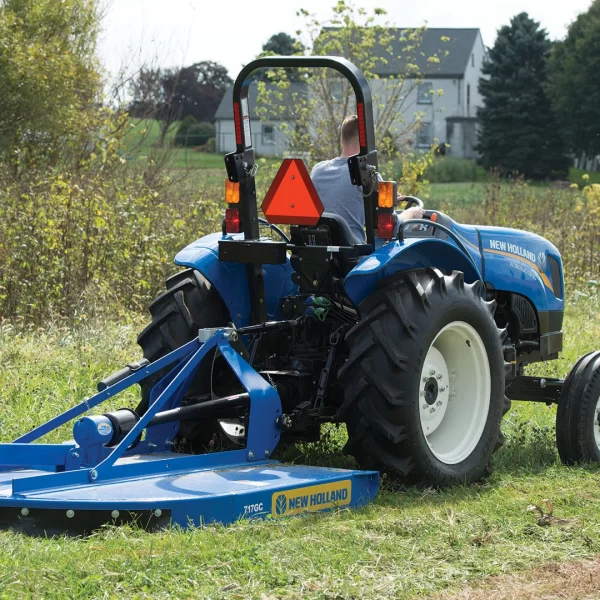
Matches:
[275,494,287,516]
[538,251,547,271]
[271,480,352,517]
[488,239,537,263]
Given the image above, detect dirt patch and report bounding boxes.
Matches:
[436,558,600,600]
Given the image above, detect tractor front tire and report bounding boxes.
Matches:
[339,268,508,487]
[136,268,232,452]
[556,351,600,464]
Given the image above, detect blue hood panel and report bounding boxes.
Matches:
[344,218,563,314]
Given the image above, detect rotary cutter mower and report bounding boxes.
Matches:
[0,325,378,535]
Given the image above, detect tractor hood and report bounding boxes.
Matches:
[344,214,564,317]
[476,225,563,312]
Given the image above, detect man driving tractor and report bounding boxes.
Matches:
[311,115,424,242]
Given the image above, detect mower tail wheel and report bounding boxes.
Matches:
[339,268,507,487]
[556,351,600,465]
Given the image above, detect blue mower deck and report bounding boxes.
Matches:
[0,328,380,535]
[0,460,378,535]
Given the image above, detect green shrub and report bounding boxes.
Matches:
[202,136,216,153]
[424,157,479,183]
[0,0,102,173]
[0,113,223,323]
[174,120,215,147]
[173,116,197,147]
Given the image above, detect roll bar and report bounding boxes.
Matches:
[231,56,377,156]
[224,56,379,325]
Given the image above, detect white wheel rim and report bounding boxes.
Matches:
[594,396,600,452]
[419,321,491,464]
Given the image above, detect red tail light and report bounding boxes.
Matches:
[377,212,394,240]
[225,208,241,234]
[357,102,366,148]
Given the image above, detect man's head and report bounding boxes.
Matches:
[340,115,360,157]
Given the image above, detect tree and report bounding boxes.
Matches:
[162,61,232,123]
[256,32,305,82]
[0,0,102,172]
[262,32,305,56]
[256,2,442,192]
[548,0,600,162]
[477,13,570,179]
[128,61,231,146]
[128,66,181,146]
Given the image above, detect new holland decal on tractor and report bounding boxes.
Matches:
[1,57,598,535]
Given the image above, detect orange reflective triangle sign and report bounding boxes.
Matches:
[261,159,324,226]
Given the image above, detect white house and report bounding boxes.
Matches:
[215,28,486,159]
[215,84,304,156]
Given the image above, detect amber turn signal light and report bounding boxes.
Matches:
[378,181,397,209]
[225,179,240,204]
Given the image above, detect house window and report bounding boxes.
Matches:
[467,84,471,106]
[262,125,275,145]
[471,53,475,67]
[417,82,432,104]
[417,122,432,147]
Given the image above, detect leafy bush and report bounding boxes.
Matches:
[424,157,480,183]
[174,120,216,147]
[202,136,216,153]
[0,0,101,173]
[0,113,222,322]
[173,116,196,146]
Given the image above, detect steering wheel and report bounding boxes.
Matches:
[258,217,291,243]
[403,196,425,210]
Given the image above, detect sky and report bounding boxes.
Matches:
[98,0,592,83]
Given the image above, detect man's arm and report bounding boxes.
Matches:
[396,194,424,220]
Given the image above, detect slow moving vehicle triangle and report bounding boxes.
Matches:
[262,158,324,225]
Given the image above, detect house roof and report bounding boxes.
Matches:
[215,28,481,120]
[382,28,480,78]
[214,82,307,120]
[324,27,481,79]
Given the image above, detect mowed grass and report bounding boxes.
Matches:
[0,292,599,599]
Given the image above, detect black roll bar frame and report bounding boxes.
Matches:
[224,56,379,324]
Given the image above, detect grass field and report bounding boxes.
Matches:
[0,291,598,599]
[123,119,600,187]
[122,119,224,170]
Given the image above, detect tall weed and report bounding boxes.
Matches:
[0,114,222,322]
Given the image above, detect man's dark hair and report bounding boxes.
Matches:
[340,115,359,144]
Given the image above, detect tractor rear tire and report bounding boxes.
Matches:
[339,268,508,487]
[556,351,600,464]
[136,268,233,452]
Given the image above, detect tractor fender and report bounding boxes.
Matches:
[174,233,296,328]
[344,237,482,308]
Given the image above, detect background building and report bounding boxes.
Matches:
[215,28,486,158]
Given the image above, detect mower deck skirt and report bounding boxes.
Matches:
[0,457,379,535]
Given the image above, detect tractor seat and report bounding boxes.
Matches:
[291,212,363,248]
[319,212,363,246]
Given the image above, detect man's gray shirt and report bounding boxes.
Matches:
[310,157,366,243]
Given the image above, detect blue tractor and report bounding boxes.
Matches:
[137,56,599,481]
[0,57,598,534]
